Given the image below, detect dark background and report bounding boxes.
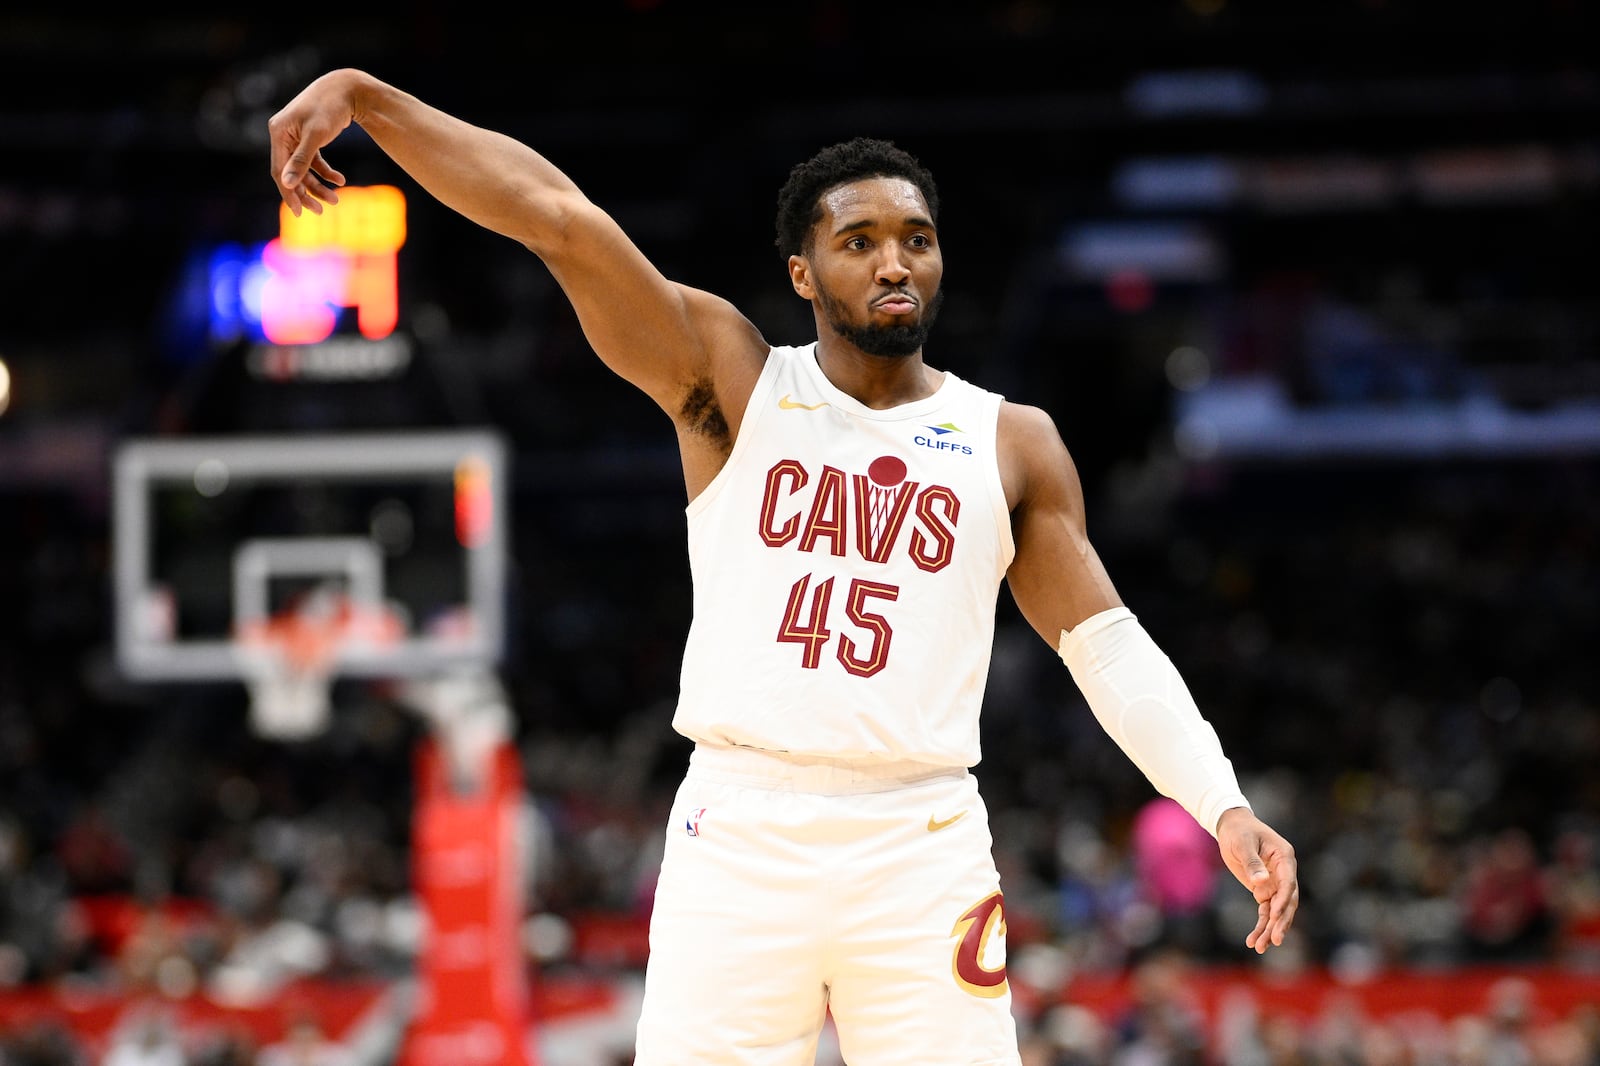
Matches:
[1,1,1598,1054]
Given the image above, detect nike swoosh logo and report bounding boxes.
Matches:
[927,811,968,832]
[778,394,830,411]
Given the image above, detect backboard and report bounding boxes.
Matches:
[112,429,508,686]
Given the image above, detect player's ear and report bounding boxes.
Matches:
[788,254,814,300]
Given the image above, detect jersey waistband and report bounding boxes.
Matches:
[686,743,968,795]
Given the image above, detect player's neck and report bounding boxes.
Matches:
[814,338,939,410]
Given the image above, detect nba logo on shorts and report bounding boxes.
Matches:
[685,807,707,837]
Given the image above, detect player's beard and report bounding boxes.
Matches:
[817,284,945,358]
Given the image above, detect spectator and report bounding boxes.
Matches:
[1131,797,1224,955]
[1461,829,1553,962]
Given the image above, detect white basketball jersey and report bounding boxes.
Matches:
[674,343,1016,767]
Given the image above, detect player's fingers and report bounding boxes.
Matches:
[301,170,341,209]
[306,152,346,191]
[268,136,308,214]
[1244,900,1271,952]
[280,147,316,194]
[1240,851,1273,902]
[281,173,323,216]
[1265,879,1300,946]
[271,119,332,189]
[279,181,306,217]
[1240,849,1298,952]
[273,145,339,217]
[1244,867,1299,953]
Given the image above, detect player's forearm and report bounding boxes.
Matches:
[1059,606,1250,836]
[341,70,585,254]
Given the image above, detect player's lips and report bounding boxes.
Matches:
[873,295,917,315]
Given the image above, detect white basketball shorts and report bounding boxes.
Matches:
[633,745,1022,1066]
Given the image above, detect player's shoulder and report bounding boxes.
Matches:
[997,400,1067,450]
[995,401,1081,512]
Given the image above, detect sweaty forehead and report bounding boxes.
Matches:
[818,177,930,229]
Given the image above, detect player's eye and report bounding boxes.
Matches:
[908,234,931,249]
[845,236,868,251]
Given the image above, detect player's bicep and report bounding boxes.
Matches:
[1001,405,1122,646]
[538,202,754,410]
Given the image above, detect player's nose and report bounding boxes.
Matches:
[874,246,910,285]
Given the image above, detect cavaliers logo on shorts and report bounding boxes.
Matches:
[950,890,1008,997]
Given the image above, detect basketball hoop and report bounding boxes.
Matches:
[232,588,404,741]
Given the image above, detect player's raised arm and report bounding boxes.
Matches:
[999,401,1299,953]
[267,68,765,417]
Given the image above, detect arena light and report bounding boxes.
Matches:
[263,185,407,344]
[1124,69,1267,118]
[205,185,408,347]
[1058,221,1226,284]
[1112,156,1241,210]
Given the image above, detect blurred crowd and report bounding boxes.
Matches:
[2,449,1597,1064]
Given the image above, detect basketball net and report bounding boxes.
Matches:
[233,588,402,741]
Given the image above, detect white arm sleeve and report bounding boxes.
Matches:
[1059,606,1250,837]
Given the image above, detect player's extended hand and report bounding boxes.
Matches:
[1215,806,1298,954]
[267,70,358,217]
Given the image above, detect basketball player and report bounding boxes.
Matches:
[268,69,1298,1065]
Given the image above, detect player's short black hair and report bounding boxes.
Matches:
[774,137,940,259]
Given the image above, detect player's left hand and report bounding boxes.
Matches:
[1215,806,1298,954]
